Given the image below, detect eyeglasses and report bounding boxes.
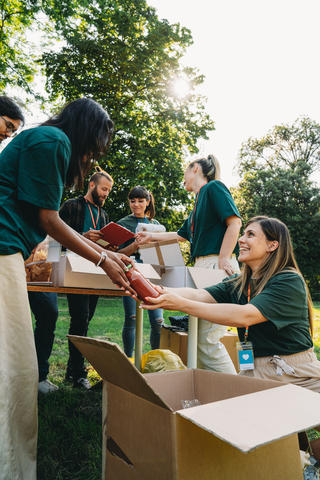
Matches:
[0,116,19,137]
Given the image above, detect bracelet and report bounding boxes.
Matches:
[96,251,108,267]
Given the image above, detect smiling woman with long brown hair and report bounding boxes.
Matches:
[142,216,320,392]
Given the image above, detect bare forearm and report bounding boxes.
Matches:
[219,220,241,259]
[166,287,213,302]
[166,299,262,327]
[39,211,101,264]
[118,241,138,256]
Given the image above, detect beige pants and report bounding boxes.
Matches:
[195,254,239,374]
[0,253,38,480]
[240,348,320,393]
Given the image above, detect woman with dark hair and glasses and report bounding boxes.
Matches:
[117,186,164,357]
[0,97,132,479]
[142,216,320,392]
[136,155,242,374]
[0,95,24,142]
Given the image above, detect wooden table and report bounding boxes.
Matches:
[27,285,144,371]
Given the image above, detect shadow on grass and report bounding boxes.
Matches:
[37,386,102,480]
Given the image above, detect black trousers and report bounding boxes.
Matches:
[29,292,58,382]
[66,294,99,380]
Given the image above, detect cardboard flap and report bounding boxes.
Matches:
[177,384,320,452]
[68,336,170,410]
[187,267,227,289]
[139,240,185,267]
[67,255,105,275]
[134,263,161,280]
[66,254,160,280]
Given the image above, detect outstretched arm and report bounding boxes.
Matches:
[39,209,133,291]
[135,231,186,245]
[142,290,266,328]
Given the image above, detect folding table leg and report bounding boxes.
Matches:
[134,301,143,371]
[187,315,198,368]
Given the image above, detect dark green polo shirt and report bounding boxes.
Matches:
[177,180,240,259]
[0,126,71,259]
[117,214,159,261]
[205,271,313,357]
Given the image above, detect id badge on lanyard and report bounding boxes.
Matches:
[237,281,255,371]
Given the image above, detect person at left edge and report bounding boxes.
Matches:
[0,97,133,480]
[0,95,24,143]
[59,167,113,389]
[0,96,59,396]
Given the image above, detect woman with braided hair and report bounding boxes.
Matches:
[136,155,241,373]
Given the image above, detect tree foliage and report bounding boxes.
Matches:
[238,116,320,176]
[41,0,214,229]
[0,0,40,91]
[233,118,320,294]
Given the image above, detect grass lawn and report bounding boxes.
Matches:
[36,297,320,480]
[36,295,182,480]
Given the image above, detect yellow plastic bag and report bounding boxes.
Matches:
[141,349,186,373]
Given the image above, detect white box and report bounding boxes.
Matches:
[51,253,160,290]
[139,240,185,266]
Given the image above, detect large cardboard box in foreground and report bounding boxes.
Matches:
[51,253,160,290]
[70,336,320,480]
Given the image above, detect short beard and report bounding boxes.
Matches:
[91,186,103,207]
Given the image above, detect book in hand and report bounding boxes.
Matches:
[96,222,135,248]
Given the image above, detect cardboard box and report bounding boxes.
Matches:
[69,336,320,480]
[220,331,239,372]
[51,253,160,290]
[160,327,188,365]
[152,265,227,288]
[139,240,185,266]
[160,328,239,371]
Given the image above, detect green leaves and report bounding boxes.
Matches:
[233,117,320,294]
[44,0,213,229]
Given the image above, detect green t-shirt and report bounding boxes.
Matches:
[83,201,103,233]
[177,180,240,259]
[205,271,313,357]
[0,126,71,259]
[117,214,159,262]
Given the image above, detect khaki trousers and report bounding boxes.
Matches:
[0,253,38,480]
[241,348,320,393]
[195,254,239,374]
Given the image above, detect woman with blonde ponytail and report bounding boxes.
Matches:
[136,155,241,374]
[142,216,320,392]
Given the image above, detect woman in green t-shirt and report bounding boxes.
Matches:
[136,155,242,374]
[0,98,133,479]
[141,216,320,392]
[117,186,164,357]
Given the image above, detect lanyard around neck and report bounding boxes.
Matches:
[190,183,206,237]
[85,198,100,229]
[244,281,251,342]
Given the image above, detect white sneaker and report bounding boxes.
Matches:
[38,379,59,394]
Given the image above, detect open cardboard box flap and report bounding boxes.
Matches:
[152,265,227,288]
[65,255,160,280]
[187,267,227,289]
[69,336,320,455]
[177,383,320,453]
[68,335,169,409]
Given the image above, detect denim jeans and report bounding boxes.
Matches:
[66,294,99,380]
[122,295,163,357]
[28,291,58,382]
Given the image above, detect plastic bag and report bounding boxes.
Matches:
[141,349,186,373]
[25,237,52,282]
